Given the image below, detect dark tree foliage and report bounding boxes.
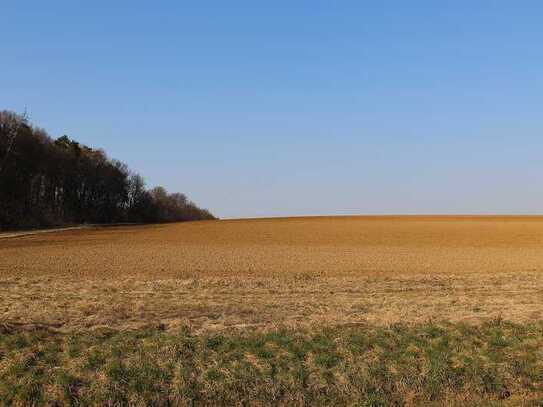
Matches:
[0,111,215,229]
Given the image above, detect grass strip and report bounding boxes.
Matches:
[1,320,542,406]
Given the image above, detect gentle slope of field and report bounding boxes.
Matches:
[2,216,543,404]
[2,216,543,331]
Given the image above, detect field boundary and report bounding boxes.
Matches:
[0,225,93,240]
[0,222,152,240]
[2,320,542,405]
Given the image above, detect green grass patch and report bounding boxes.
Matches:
[1,321,543,405]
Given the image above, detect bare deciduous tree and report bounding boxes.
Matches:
[0,109,28,175]
[0,110,215,229]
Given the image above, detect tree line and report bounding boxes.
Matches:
[0,110,215,229]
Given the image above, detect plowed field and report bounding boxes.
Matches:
[2,216,543,332]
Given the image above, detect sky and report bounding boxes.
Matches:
[2,1,543,218]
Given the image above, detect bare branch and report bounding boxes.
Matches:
[0,109,29,174]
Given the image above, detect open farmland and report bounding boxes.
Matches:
[3,216,543,405]
[2,215,543,332]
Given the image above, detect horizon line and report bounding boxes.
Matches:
[219,214,543,221]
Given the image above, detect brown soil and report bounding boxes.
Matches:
[2,216,543,332]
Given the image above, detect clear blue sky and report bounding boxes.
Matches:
[2,2,543,218]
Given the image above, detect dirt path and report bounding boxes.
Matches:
[0,225,91,240]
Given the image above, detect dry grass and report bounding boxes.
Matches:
[2,321,543,405]
[3,216,543,404]
[2,216,543,332]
